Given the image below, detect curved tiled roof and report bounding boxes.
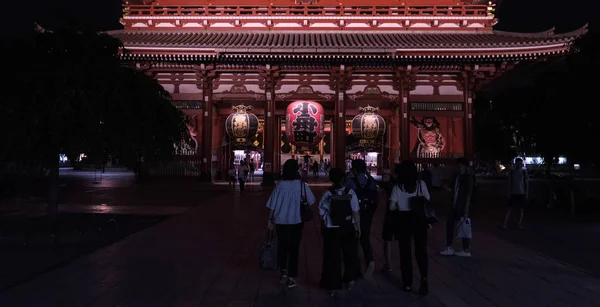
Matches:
[110,29,582,51]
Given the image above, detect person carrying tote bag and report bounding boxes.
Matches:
[409,180,439,225]
[455,217,472,240]
[388,160,431,296]
[266,159,316,288]
[259,230,277,270]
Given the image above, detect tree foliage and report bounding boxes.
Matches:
[475,28,598,166]
[0,25,189,169]
[0,25,189,214]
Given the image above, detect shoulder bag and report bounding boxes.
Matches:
[409,181,439,224]
[300,180,313,222]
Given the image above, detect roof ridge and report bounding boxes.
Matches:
[551,23,589,38]
[494,28,556,38]
[113,29,499,35]
[494,24,588,38]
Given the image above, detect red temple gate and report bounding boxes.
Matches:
[113,0,585,181]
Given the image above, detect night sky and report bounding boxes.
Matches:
[3,0,593,34]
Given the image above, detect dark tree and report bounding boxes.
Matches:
[0,25,189,223]
[475,27,597,168]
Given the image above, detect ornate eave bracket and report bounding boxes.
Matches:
[275,85,334,102]
[213,85,265,101]
[347,86,398,102]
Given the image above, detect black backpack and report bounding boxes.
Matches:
[328,187,354,226]
[353,176,378,212]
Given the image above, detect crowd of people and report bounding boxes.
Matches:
[227,158,257,192]
[265,157,482,297]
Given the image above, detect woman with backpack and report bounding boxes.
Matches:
[318,168,362,297]
[266,159,316,288]
[388,160,431,295]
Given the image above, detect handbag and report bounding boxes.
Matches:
[300,180,313,222]
[259,230,278,270]
[455,217,472,239]
[409,181,439,224]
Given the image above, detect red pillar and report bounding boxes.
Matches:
[273,116,282,175]
[334,91,346,170]
[195,115,203,152]
[213,114,224,179]
[200,82,213,181]
[464,90,474,164]
[390,105,401,167]
[329,125,335,166]
[262,88,276,184]
[400,91,410,161]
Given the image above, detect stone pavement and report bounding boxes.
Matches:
[1,186,600,307]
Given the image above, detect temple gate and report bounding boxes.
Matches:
[113,0,584,182]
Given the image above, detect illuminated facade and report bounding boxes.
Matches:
[112,0,584,181]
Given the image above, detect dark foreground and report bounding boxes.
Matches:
[0,213,167,291]
[0,172,599,306]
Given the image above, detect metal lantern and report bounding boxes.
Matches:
[351,105,386,145]
[285,100,325,149]
[225,105,259,145]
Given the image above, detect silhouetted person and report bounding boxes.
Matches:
[503,158,529,229]
[267,159,316,288]
[441,158,473,257]
[319,167,361,297]
[388,160,430,295]
[345,159,378,276]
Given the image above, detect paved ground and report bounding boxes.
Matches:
[1,176,599,306]
[466,181,600,277]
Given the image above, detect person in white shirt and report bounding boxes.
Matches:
[237,162,248,192]
[318,168,361,297]
[266,159,316,289]
[227,164,237,189]
[503,158,529,229]
[388,160,430,296]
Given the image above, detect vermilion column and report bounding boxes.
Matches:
[200,86,213,181]
[262,90,276,185]
[329,125,335,167]
[273,116,281,175]
[213,115,224,178]
[400,92,410,161]
[334,91,346,170]
[390,105,401,166]
[465,90,474,163]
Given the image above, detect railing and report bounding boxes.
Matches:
[172,100,202,109]
[409,152,464,159]
[149,160,201,177]
[410,102,463,111]
[174,148,197,156]
[125,4,490,17]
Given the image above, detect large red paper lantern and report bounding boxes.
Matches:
[285,100,325,148]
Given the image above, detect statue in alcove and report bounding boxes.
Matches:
[410,117,445,158]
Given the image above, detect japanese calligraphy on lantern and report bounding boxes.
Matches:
[351,105,386,142]
[225,105,259,146]
[285,101,325,147]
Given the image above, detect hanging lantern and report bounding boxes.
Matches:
[225,105,259,146]
[285,100,325,149]
[351,105,386,145]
